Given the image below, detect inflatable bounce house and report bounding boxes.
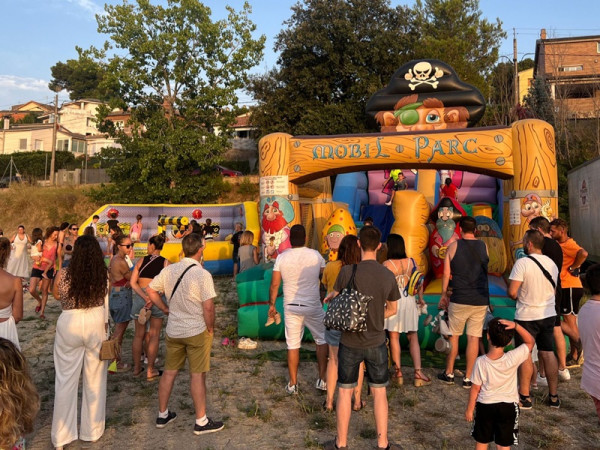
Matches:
[237,59,558,348]
[81,202,259,275]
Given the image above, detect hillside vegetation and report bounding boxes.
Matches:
[0,177,259,233]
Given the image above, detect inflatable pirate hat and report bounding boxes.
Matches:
[366,59,486,131]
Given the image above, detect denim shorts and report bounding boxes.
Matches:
[337,342,389,388]
[109,287,132,324]
[131,289,167,320]
[325,328,342,346]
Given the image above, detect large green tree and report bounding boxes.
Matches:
[248,0,414,136]
[249,0,506,137]
[49,47,120,101]
[86,0,264,203]
[408,0,506,98]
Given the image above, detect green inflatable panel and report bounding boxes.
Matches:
[235,263,282,306]
[237,297,314,341]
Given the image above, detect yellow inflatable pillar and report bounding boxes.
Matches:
[503,119,558,267]
[259,133,300,254]
[416,170,438,206]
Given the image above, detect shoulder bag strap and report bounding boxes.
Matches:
[170,264,197,301]
[347,264,358,290]
[526,255,556,290]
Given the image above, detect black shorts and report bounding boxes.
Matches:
[338,342,388,388]
[515,317,555,352]
[31,267,55,280]
[559,287,583,315]
[472,402,519,447]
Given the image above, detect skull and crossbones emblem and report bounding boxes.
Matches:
[404,61,444,90]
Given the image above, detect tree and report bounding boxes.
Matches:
[248,0,414,136]
[408,0,506,99]
[49,47,120,101]
[84,0,264,203]
[485,58,535,126]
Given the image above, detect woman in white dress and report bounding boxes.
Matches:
[0,237,23,350]
[384,233,430,387]
[7,225,31,279]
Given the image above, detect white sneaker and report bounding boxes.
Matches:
[238,337,258,350]
[315,378,327,391]
[384,201,392,206]
[285,383,298,395]
[558,368,571,381]
[536,373,548,387]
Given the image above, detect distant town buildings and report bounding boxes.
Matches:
[534,29,600,118]
[1,98,258,168]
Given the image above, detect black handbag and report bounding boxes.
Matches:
[323,264,373,332]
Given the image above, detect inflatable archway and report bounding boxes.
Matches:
[239,60,558,346]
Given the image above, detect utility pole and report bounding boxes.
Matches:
[50,91,59,185]
[513,28,519,107]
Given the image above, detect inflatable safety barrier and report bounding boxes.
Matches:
[81,201,259,275]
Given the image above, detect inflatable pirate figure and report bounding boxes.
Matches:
[429,197,465,278]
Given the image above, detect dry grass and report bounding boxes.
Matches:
[0,184,103,232]
[0,177,259,234]
[20,276,600,449]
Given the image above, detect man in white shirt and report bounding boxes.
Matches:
[268,224,328,395]
[147,233,224,435]
[508,230,560,409]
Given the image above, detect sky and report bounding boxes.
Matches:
[1,0,600,110]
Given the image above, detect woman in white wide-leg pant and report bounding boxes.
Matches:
[50,235,109,449]
[51,306,107,447]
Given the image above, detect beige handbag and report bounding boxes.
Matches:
[99,286,120,361]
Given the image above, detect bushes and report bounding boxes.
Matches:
[0,151,77,181]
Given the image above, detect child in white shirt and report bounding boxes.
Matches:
[465,318,534,449]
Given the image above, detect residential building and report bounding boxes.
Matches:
[224,112,258,170]
[517,67,534,104]
[534,29,600,118]
[0,101,53,123]
[0,122,87,155]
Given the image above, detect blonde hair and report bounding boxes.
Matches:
[240,230,254,246]
[0,339,40,448]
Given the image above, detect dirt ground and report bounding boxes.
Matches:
[21,277,600,450]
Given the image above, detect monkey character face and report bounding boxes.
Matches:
[521,194,542,221]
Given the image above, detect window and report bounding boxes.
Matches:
[86,117,96,127]
[114,120,125,130]
[56,139,69,151]
[34,139,43,150]
[597,42,600,53]
[72,140,86,153]
[558,65,583,72]
[19,139,27,150]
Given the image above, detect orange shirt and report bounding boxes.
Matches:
[559,238,583,288]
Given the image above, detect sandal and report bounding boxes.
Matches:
[147,369,163,381]
[322,400,334,412]
[39,314,46,320]
[133,368,144,377]
[390,367,403,386]
[35,305,41,313]
[414,369,431,387]
[519,392,532,410]
[352,400,366,412]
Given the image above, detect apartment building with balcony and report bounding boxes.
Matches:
[534,29,600,118]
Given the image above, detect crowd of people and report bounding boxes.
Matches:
[0,212,599,449]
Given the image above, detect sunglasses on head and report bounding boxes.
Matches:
[119,244,132,248]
